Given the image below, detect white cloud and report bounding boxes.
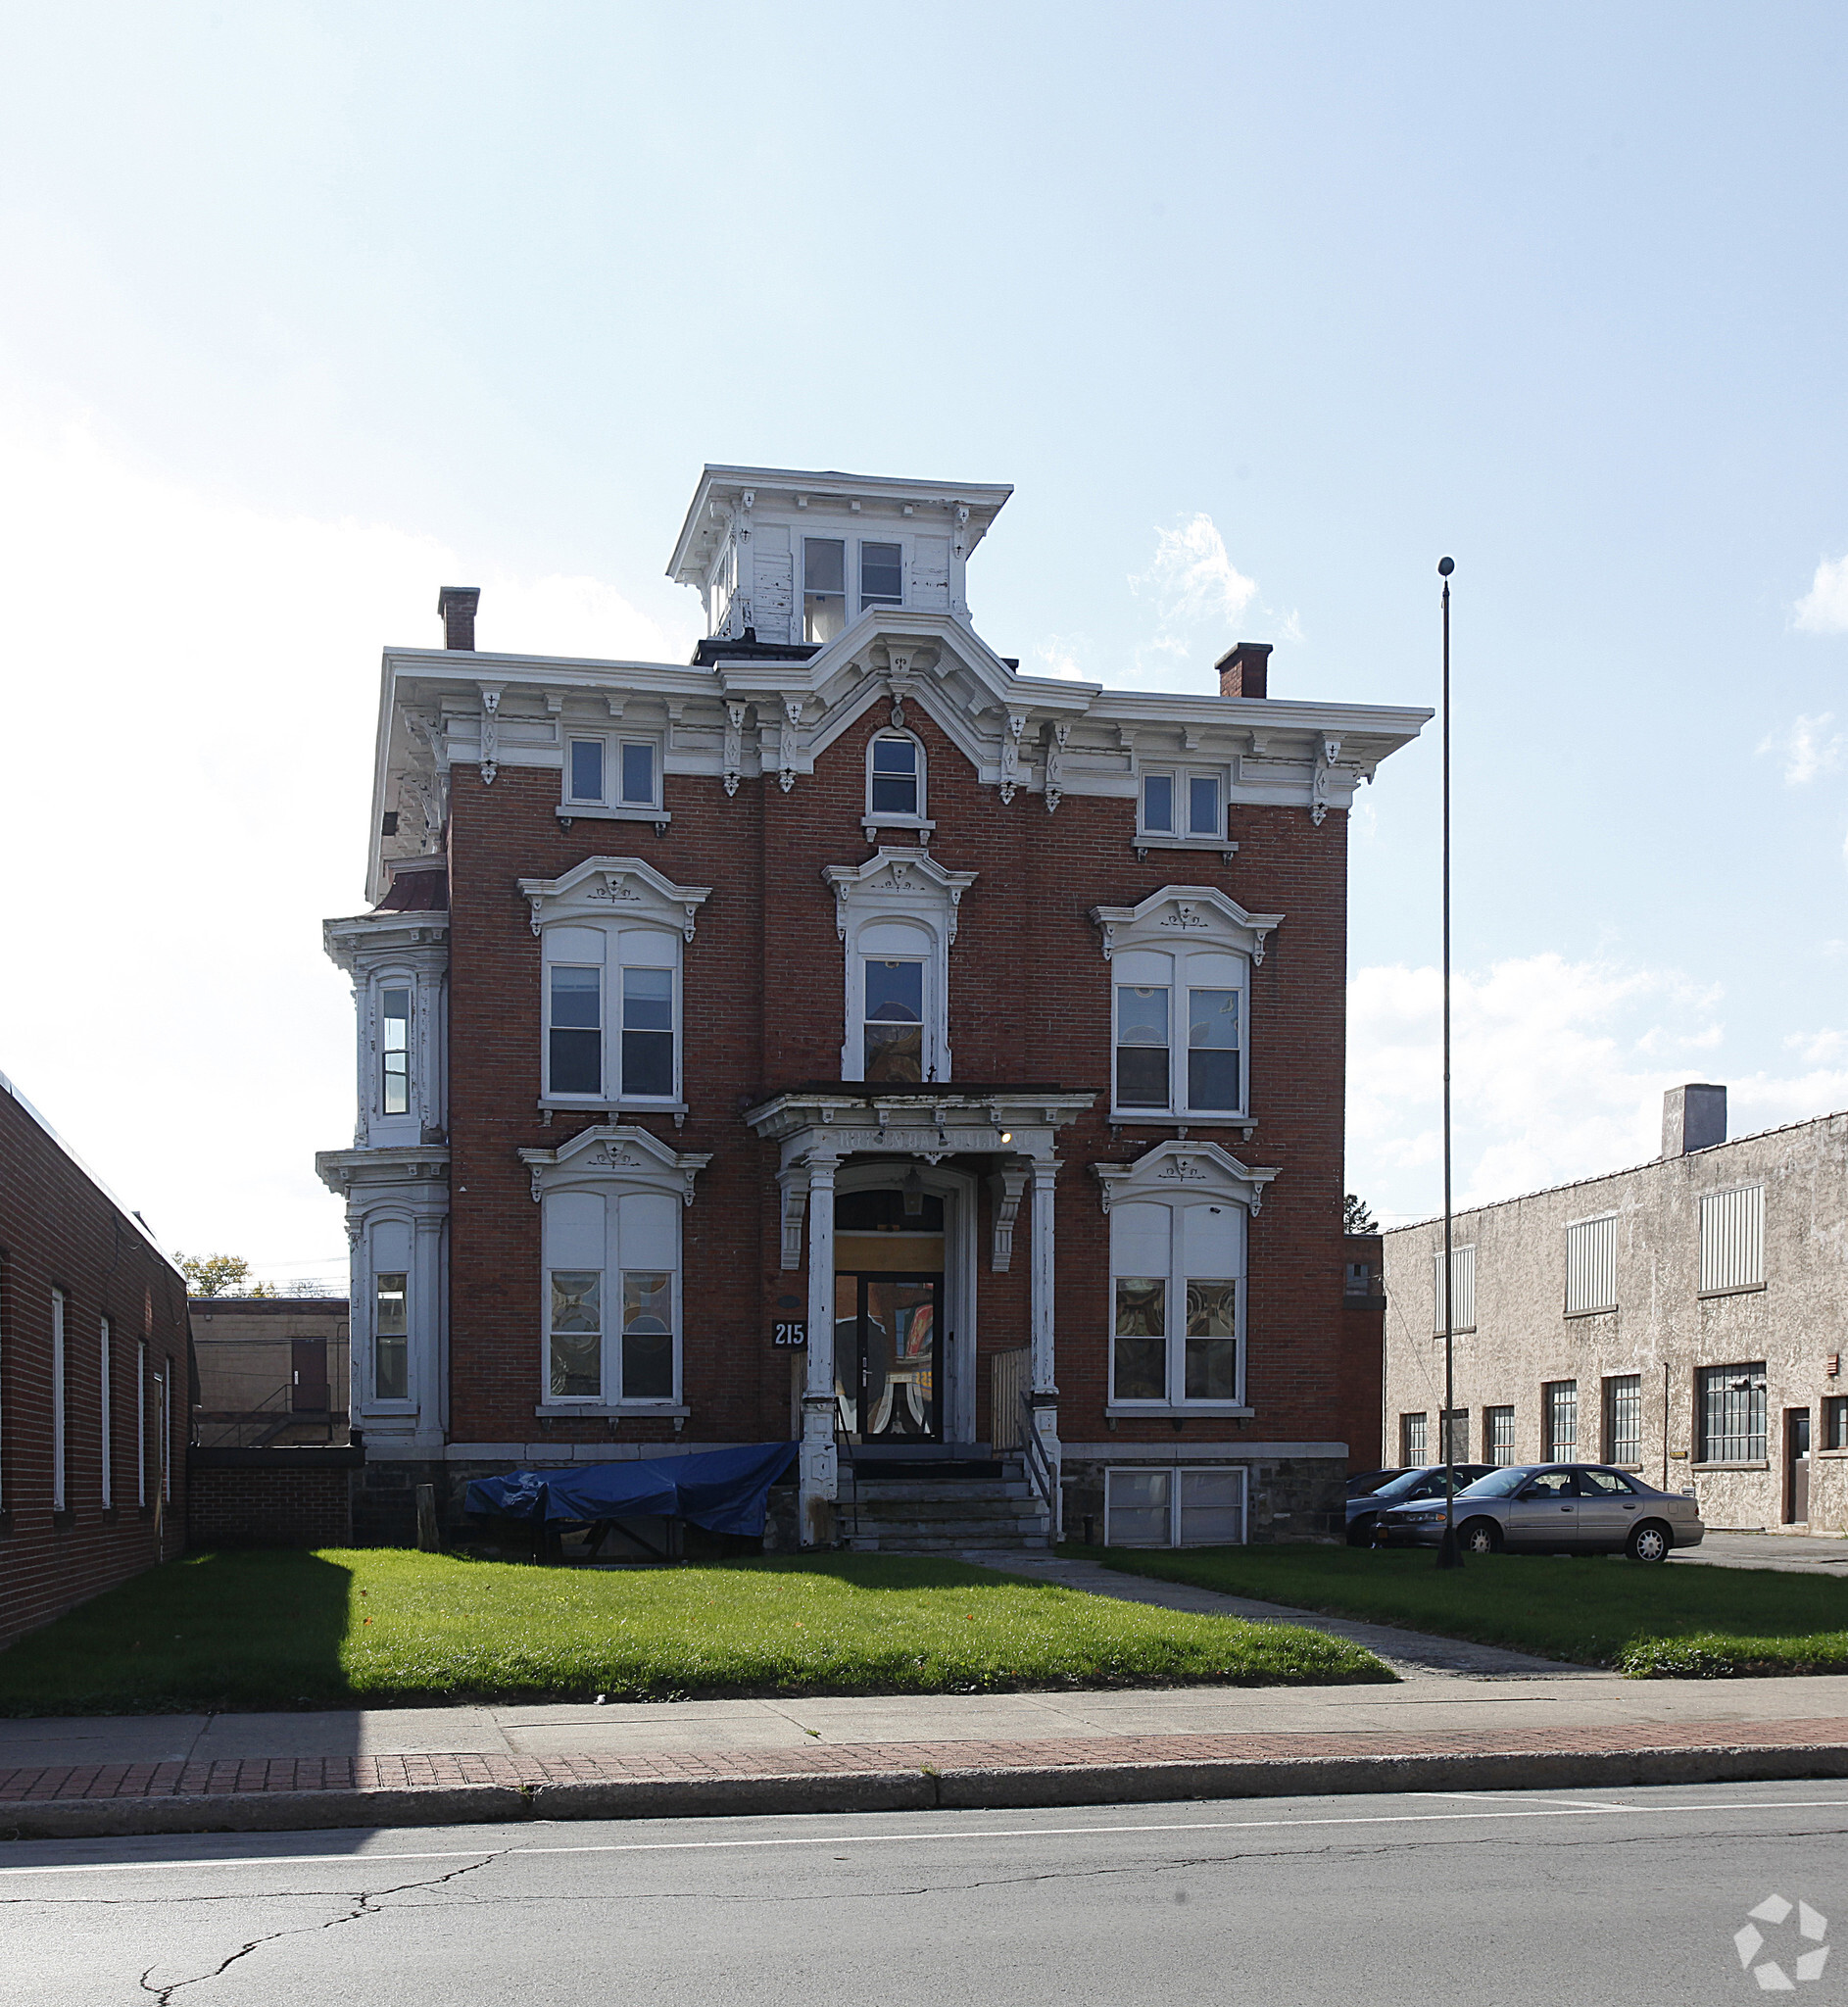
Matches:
[1757,711,1844,785]
[1348,953,1733,1224]
[1029,633,1092,682]
[1130,514,1258,639]
[0,413,694,1285]
[1794,553,1848,635]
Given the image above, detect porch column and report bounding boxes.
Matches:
[1028,1157,1063,1540]
[799,1156,839,1544]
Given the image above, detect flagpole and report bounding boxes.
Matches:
[1435,555,1463,1570]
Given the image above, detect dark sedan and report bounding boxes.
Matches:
[1373,1463,1705,1560]
[1345,1463,1493,1545]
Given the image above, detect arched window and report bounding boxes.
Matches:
[865,731,928,832]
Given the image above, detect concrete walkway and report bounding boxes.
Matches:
[1671,1530,1848,1574]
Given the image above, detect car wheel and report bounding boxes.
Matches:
[1347,1516,1376,1547]
[1628,1521,1672,1563]
[1459,1517,1501,1556]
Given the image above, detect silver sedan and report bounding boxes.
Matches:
[1373,1463,1705,1561]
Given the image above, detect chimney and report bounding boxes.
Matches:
[437,586,480,652]
[1663,1083,1726,1157]
[1217,641,1271,699]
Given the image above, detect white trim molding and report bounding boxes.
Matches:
[519,1123,713,1208]
[823,848,978,1085]
[1089,885,1285,969]
[1093,1139,1282,1217]
[517,856,712,942]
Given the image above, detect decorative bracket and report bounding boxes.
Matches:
[1045,719,1070,815]
[999,710,1026,806]
[479,686,504,786]
[989,1164,1029,1272]
[723,700,748,798]
[778,1171,810,1270]
[1311,735,1343,826]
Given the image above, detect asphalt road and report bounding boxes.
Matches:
[3,1784,1845,2006]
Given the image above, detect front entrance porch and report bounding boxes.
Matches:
[745,1087,1093,1546]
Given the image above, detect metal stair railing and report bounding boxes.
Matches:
[1017,1392,1060,1540]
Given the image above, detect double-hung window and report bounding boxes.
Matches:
[1485,1405,1516,1465]
[1542,1380,1578,1460]
[1139,766,1229,846]
[1108,1197,1245,1409]
[860,542,903,610]
[863,956,926,1082]
[542,1185,683,1406]
[373,1270,409,1401]
[543,924,681,1104]
[1111,949,1246,1120]
[380,986,412,1116]
[563,737,660,813]
[867,734,925,822]
[1604,1374,1642,1464]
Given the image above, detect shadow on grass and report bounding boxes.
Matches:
[0,1550,354,1716]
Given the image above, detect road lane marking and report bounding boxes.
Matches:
[8,1794,1848,1879]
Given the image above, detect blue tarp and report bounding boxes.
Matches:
[464,1442,798,1538]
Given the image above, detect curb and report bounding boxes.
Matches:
[5,1740,1848,1841]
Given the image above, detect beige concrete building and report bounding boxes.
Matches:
[1382,1086,1846,1534]
[189,1296,350,1447]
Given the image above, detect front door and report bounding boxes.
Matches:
[835,1273,943,1442]
[1787,1409,1812,1524]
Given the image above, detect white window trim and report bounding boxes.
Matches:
[557,731,671,830]
[136,1341,147,1508]
[801,533,913,639]
[1135,761,1240,857]
[1091,889,1281,1131]
[1094,1141,1278,1415]
[363,1228,416,1413]
[519,1124,711,1414]
[862,727,934,842]
[99,1315,113,1510]
[51,1287,67,1512]
[1433,1243,1477,1335]
[825,848,977,1085]
[1103,1464,1248,1547]
[521,858,711,1114]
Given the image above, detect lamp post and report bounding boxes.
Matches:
[1435,556,1463,1571]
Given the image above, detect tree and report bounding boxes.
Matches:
[178,1253,272,1298]
[1343,1194,1377,1236]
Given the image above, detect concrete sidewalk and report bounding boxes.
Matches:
[5,1548,1848,1840]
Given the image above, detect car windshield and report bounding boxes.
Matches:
[1370,1470,1432,1500]
[1346,1470,1407,1497]
[1455,1466,1542,1497]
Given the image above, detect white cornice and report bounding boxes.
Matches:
[322,909,450,977]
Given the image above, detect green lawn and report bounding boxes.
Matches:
[1071,1544,1848,1678]
[0,1548,1391,1715]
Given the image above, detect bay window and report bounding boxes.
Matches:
[374,1270,409,1400]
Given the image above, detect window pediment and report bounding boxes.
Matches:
[1093,1140,1281,1217]
[518,857,712,941]
[1090,887,1285,966]
[519,1124,712,1206]
[823,849,977,944]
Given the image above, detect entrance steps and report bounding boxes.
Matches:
[838,1459,1052,1553]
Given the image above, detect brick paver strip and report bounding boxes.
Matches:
[3,1715,1847,1808]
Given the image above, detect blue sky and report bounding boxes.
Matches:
[3,2,1846,1277]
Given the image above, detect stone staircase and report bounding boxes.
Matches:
[837,1456,1052,1553]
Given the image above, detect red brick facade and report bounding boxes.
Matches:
[0,1077,190,1645]
[443,711,1355,1464]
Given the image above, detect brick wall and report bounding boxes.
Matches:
[0,1082,191,1647]
[439,700,1354,1466]
[186,1448,361,1547]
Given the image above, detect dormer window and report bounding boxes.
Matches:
[804,538,847,643]
[860,542,903,610]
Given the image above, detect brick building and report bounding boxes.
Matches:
[0,1068,190,1645]
[190,1295,351,1447]
[317,465,1428,1547]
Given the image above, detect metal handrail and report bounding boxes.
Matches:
[1018,1392,1059,1539]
